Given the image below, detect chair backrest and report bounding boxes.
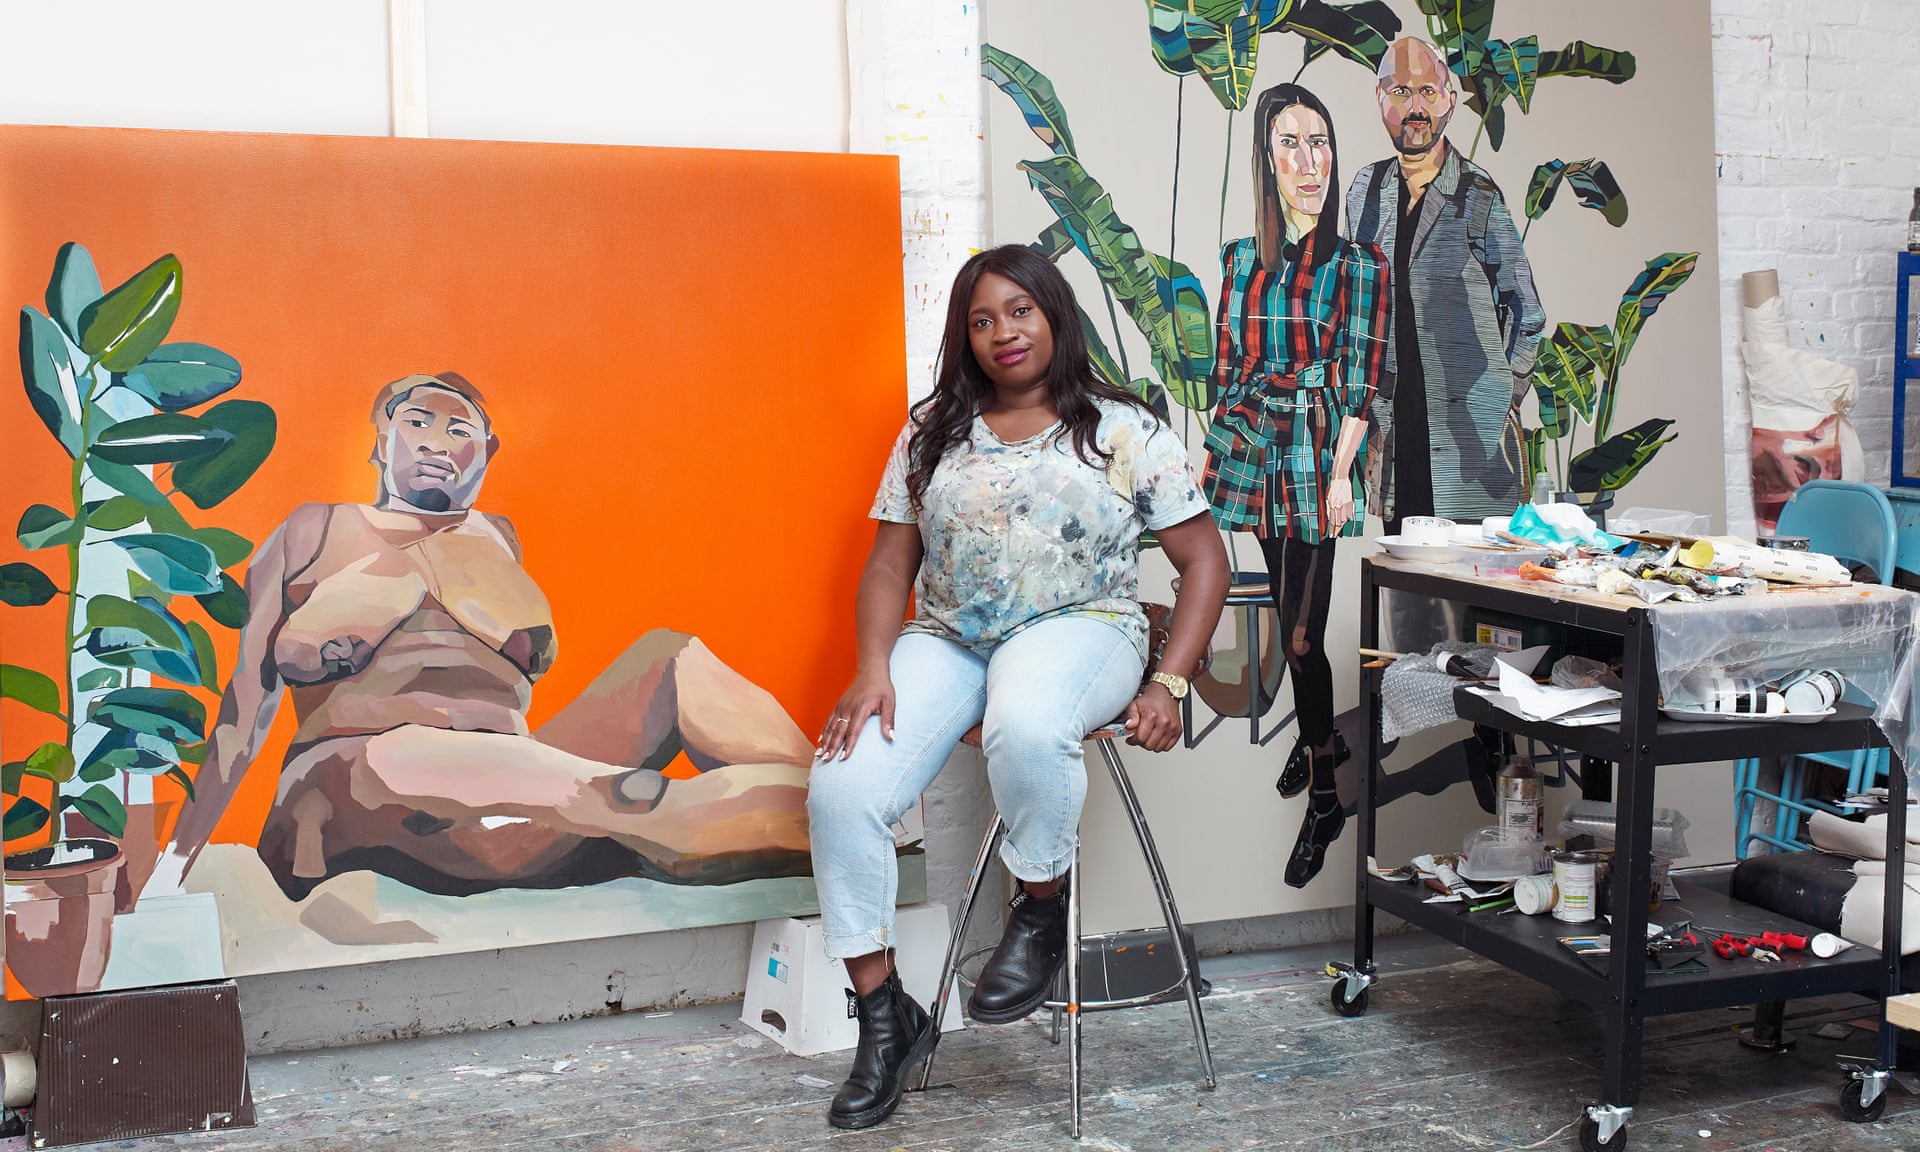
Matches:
[1774,480,1898,584]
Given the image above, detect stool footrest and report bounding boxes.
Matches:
[1044,982,1195,1014]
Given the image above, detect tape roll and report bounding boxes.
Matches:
[0,1049,35,1108]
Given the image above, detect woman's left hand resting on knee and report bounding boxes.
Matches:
[818,521,926,761]
[1125,511,1229,752]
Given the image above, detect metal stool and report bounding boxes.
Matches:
[916,719,1216,1138]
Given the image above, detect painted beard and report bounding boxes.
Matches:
[1394,112,1448,156]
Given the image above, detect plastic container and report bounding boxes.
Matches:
[1610,507,1710,536]
[1458,826,1551,882]
[1556,798,1691,859]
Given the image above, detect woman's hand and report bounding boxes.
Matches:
[1327,478,1355,531]
[1123,683,1182,752]
[817,669,896,761]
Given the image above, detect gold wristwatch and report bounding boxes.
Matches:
[1148,671,1190,699]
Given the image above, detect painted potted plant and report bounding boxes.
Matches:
[1521,251,1701,514]
[2,242,273,996]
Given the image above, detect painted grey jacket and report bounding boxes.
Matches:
[1347,144,1546,521]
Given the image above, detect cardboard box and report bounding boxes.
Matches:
[741,902,963,1056]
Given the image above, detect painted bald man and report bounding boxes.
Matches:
[148,371,814,902]
[1348,37,1546,526]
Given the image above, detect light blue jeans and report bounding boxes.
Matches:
[807,616,1145,960]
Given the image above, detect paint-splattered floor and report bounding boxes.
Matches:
[64,933,1920,1151]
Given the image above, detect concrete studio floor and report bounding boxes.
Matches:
[80,934,1920,1152]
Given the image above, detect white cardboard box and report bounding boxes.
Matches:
[740,902,965,1056]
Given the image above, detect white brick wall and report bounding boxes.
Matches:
[881,1,1920,531]
[1713,0,1919,536]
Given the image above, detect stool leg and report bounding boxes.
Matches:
[1067,834,1083,1140]
[917,814,1004,1091]
[1097,741,1217,1091]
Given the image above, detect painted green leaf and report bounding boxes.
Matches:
[117,342,244,411]
[185,620,219,690]
[0,563,57,607]
[86,593,188,650]
[77,253,183,372]
[16,504,78,551]
[76,668,122,692]
[1078,303,1130,393]
[88,456,168,506]
[1538,41,1636,84]
[86,495,150,532]
[90,412,234,465]
[127,572,168,601]
[1533,374,1571,439]
[1604,252,1699,437]
[46,242,105,343]
[79,727,179,780]
[1415,0,1495,79]
[192,527,253,569]
[1033,220,1077,262]
[1533,322,1612,424]
[1480,102,1507,152]
[1145,0,1279,109]
[1486,37,1538,113]
[1527,159,1627,226]
[1018,155,1215,410]
[1,762,21,796]
[1269,0,1399,70]
[173,400,276,509]
[1568,418,1677,494]
[66,783,128,838]
[86,632,202,687]
[4,797,51,839]
[1522,425,1549,489]
[177,743,207,766]
[109,532,222,596]
[20,307,84,457]
[196,572,249,629]
[23,742,74,785]
[982,45,1076,157]
[1,665,63,718]
[165,765,197,800]
[88,686,207,744]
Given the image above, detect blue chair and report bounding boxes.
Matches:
[1733,481,1898,858]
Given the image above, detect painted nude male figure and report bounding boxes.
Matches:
[149,372,813,901]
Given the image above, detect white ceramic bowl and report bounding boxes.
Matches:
[1377,535,1458,562]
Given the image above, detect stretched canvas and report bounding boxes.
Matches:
[0,126,912,998]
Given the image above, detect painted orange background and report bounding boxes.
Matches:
[0,126,905,855]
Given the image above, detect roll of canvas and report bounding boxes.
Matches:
[0,1049,34,1108]
[1678,537,1850,585]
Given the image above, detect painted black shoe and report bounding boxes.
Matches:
[828,970,937,1130]
[1283,792,1346,889]
[967,880,1070,1024]
[1277,731,1351,799]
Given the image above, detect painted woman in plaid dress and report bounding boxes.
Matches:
[1201,83,1389,888]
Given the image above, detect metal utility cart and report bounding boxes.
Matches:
[1342,556,1908,1152]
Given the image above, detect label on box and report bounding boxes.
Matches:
[1476,624,1522,651]
[768,958,788,982]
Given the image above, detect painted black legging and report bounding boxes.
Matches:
[1257,534,1337,750]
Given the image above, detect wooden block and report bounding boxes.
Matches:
[1884,992,1920,1032]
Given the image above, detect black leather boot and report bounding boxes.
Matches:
[1277,730,1350,798]
[828,970,936,1130]
[1284,786,1346,888]
[967,879,1070,1024]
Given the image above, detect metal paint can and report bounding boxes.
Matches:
[1552,851,1599,923]
[1512,873,1557,915]
[1495,757,1542,842]
[1758,534,1811,551]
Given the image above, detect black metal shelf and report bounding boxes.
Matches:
[1451,690,1887,767]
[1368,869,1886,1015]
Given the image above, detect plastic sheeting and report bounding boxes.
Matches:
[1650,586,1920,789]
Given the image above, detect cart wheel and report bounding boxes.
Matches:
[1840,1078,1888,1123]
[1329,981,1368,1017]
[1578,1115,1628,1151]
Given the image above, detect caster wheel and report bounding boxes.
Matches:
[1840,1079,1887,1123]
[1578,1116,1628,1151]
[1329,981,1368,1017]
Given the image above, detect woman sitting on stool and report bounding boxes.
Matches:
[806,245,1230,1131]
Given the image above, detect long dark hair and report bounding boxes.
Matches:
[1251,83,1341,273]
[905,245,1155,508]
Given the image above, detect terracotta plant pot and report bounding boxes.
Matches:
[65,798,178,915]
[4,838,124,997]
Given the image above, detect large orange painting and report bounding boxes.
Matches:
[0,126,908,998]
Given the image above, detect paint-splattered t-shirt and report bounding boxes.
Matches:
[871,399,1208,662]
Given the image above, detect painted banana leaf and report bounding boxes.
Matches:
[1019,155,1215,410]
[982,45,1076,157]
[1270,0,1400,71]
[1525,159,1628,227]
[1532,322,1611,425]
[1486,37,1538,113]
[1145,0,1284,110]
[1034,219,1077,262]
[1532,375,1570,439]
[1416,0,1495,80]
[1539,41,1636,84]
[1520,426,1549,489]
[1568,418,1676,495]
[1602,252,1699,437]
